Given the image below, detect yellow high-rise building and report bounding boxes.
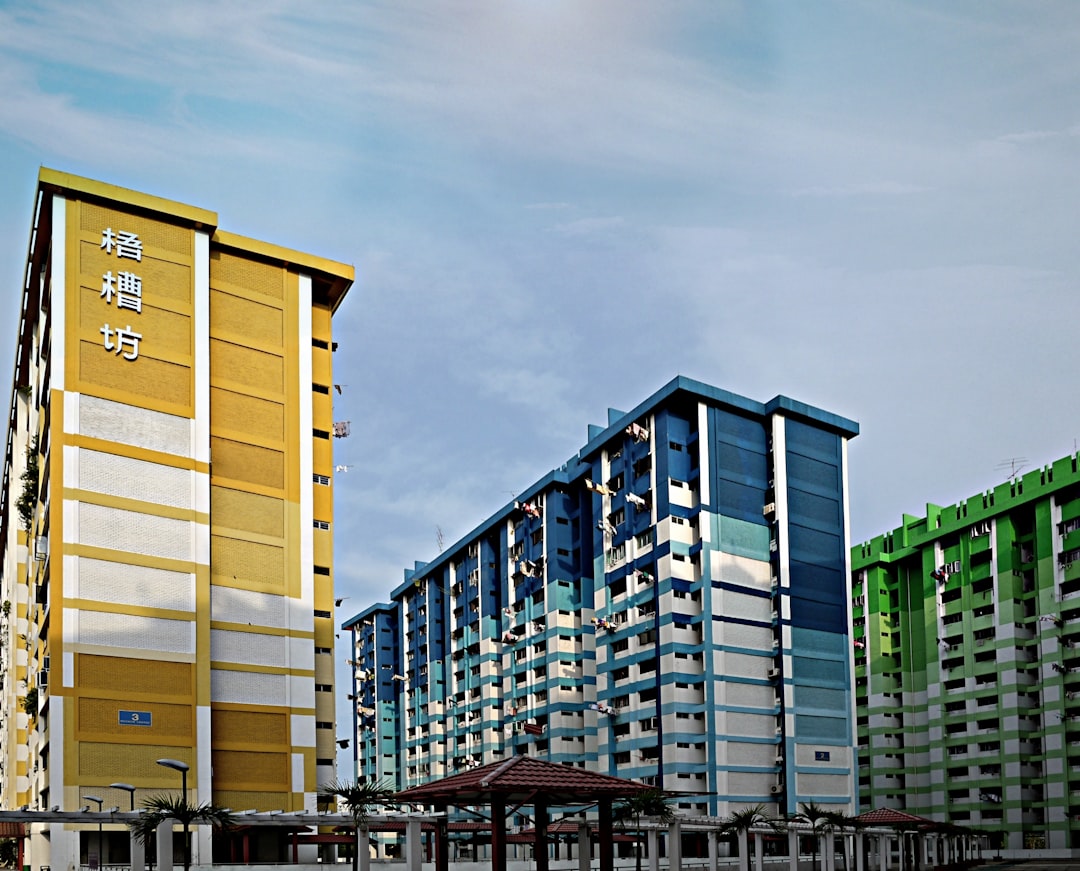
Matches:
[0,169,353,868]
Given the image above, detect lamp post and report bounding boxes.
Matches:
[109,783,136,812]
[85,794,103,871]
[156,759,190,871]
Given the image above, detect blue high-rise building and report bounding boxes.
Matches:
[343,376,859,818]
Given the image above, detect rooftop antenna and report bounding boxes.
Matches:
[996,457,1027,481]
[436,525,445,553]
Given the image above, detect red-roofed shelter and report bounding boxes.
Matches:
[394,755,652,871]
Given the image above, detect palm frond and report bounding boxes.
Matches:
[128,794,235,845]
[317,778,395,826]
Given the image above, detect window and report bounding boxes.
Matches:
[670,441,683,452]
[314,520,330,530]
[313,383,330,394]
[672,516,686,525]
[313,473,331,485]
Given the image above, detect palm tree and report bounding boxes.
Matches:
[318,778,395,871]
[613,789,675,871]
[722,804,776,871]
[795,802,830,871]
[128,794,234,871]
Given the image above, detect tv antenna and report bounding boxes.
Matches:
[996,457,1027,481]
[436,525,445,553]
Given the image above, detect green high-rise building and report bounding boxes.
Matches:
[853,452,1080,853]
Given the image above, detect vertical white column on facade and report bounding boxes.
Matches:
[192,229,213,868]
[297,273,314,607]
[840,436,859,813]
[770,416,792,760]
[48,197,71,860]
[697,402,711,535]
[51,196,66,393]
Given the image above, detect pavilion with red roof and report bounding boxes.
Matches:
[393,755,652,871]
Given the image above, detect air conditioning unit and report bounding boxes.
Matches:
[774,695,782,708]
[767,668,781,680]
[39,670,48,690]
[774,754,784,765]
[774,725,783,735]
[770,785,784,795]
[763,503,776,518]
[42,656,50,672]
[771,610,779,623]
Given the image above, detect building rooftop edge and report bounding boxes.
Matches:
[853,451,1080,562]
[338,376,858,622]
[38,167,218,229]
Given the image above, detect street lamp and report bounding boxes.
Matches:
[85,794,103,871]
[109,783,136,812]
[156,759,190,871]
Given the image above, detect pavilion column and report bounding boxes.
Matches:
[855,831,865,871]
[878,835,888,871]
[435,803,449,871]
[536,801,549,871]
[788,826,799,871]
[754,832,764,871]
[492,796,507,871]
[647,828,660,871]
[578,822,591,871]
[825,830,836,871]
[738,829,750,871]
[598,798,614,871]
[708,828,720,871]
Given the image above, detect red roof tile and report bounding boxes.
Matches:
[394,756,652,805]
[855,808,934,827]
[0,823,25,838]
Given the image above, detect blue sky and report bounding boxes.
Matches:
[2,0,1080,772]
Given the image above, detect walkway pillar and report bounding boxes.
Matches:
[788,826,799,871]
[738,829,750,871]
[647,828,660,871]
[879,834,889,871]
[825,830,836,871]
[156,818,175,871]
[405,819,422,871]
[754,832,764,871]
[130,827,145,871]
[669,821,682,871]
[708,828,720,871]
[358,824,370,871]
[577,822,591,871]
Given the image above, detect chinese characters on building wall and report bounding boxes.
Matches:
[99,227,143,361]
